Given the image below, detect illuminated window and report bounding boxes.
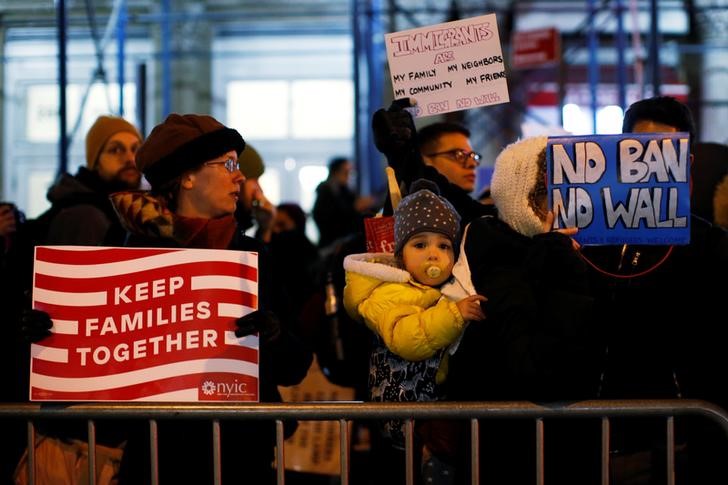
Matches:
[227,79,353,140]
[259,168,281,206]
[596,105,624,134]
[298,165,328,242]
[291,80,353,139]
[298,165,328,213]
[28,170,55,216]
[227,81,289,139]
[26,83,137,143]
[562,103,593,135]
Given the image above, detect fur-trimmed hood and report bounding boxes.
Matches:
[343,252,441,324]
[342,251,464,363]
[343,252,410,283]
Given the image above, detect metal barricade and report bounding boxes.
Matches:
[2,399,727,485]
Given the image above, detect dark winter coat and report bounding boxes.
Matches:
[116,199,312,485]
[582,215,728,405]
[312,179,364,248]
[43,167,128,246]
[447,216,596,403]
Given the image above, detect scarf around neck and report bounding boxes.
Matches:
[173,214,237,249]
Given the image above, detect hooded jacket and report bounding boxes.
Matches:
[344,251,465,445]
[44,167,128,246]
[343,252,463,361]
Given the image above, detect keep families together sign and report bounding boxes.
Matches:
[547,132,691,246]
[30,246,260,402]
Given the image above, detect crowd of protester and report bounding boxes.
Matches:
[0,94,726,485]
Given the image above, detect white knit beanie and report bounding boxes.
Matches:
[490,136,548,237]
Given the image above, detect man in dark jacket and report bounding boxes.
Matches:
[372,101,494,224]
[580,96,728,485]
[7,116,144,485]
[41,115,143,246]
[312,156,376,249]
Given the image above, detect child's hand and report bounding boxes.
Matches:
[456,294,487,321]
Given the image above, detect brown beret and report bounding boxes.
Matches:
[136,113,245,189]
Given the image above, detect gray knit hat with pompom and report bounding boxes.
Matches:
[394,179,461,254]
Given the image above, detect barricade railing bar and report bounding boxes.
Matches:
[1,399,727,485]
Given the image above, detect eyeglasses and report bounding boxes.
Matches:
[425,149,482,167]
[204,157,239,173]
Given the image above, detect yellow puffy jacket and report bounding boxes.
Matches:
[343,252,464,362]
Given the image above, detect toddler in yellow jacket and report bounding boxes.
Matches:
[343,179,485,480]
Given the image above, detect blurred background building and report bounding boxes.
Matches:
[0,0,725,240]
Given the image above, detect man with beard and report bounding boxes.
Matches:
[7,116,143,484]
[41,115,142,245]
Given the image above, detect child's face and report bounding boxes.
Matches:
[402,231,455,286]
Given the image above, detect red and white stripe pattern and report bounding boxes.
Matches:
[30,246,260,402]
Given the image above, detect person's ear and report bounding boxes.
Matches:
[180,172,195,190]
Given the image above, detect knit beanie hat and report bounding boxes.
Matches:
[85,115,142,168]
[490,136,547,237]
[135,113,245,189]
[238,144,265,179]
[394,179,460,254]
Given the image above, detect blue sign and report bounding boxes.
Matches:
[547,133,691,245]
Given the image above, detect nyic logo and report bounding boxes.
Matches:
[199,378,252,400]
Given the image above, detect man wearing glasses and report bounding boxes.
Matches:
[418,122,482,194]
[373,100,495,224]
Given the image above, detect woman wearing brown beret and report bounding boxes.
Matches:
[111,113,312,484]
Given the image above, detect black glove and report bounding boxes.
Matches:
[18,308,53,343]
[234,310,281,344]
[372,98,419,167]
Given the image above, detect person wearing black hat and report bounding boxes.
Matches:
[578,96,728,485]
[104,113,313,484]
[343,179,485,485]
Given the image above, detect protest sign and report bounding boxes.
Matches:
[278,357,356,476]
[364,216,395,253]
[30,246,260,402]
[547,132,691,245]
[385,13,509,117]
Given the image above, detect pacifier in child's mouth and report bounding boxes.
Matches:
[425,265,442,279]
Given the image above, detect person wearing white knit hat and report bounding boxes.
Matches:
[435,136,593,484]
[489,135,551,238]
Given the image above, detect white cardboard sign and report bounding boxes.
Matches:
[385,13,510,117]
